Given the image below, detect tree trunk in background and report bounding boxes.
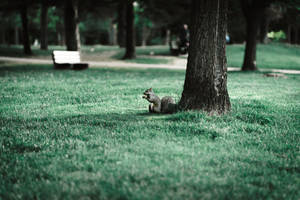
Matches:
[56,8,65,46]
[290,25,296,44]
[165,29,170,45]
[295,27,298,44]
[141,25,150,47]
[1,29,6,44]
[75,2,81,50]
[14,26,19,45]
[259,10,270,44]
[40,1,48,50]
[141,25,147,47]
[117,0,126,47]
[123,0,136,59]
[241,0,269,71]
[286,25,291,44]
[242,16,260,70]
[64,0,80,51]
[179,0,231,114]
[109,18,117,45]
[20,3,32,55]
[57,28,65,46]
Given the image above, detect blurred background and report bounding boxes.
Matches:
[0,0,299,53]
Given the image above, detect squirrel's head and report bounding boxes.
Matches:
[142,88,156,102]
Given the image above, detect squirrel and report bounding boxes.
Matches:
[142,88,177,114]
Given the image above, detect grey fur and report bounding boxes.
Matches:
[142,88,177,114]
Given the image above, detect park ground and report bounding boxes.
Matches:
[0,43,300,199]
[1,42,300,71]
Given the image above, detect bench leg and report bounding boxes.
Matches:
[72,63,89,70]
[54,63,71,69]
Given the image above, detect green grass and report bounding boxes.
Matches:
[227,43,300,70]
[1,63,299,199]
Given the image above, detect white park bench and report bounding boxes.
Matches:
[52,50,88,70]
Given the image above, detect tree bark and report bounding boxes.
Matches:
[40,1,48,50]
[286,25,291,44]
[141,25,151,47]
[165,29,171,46]
[290,25,296,44]
[241,0,269,71]
[1,29,5,44]
[56,8,65,46]
[295,27,299,44]
[117,0,126,47]
[14,26,19,45]
[122,0,136,59]
[179,0,231,114]
[64,0,80,51]
[109,18,117,45]
[20,3,32,55]
[242,16,260,70]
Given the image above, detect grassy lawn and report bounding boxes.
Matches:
[0,63,299,199]
[226,43,300,70]
[1,42,300,69]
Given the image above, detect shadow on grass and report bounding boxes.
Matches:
[233,100,276,126]
[0,64,53,73]
[0,63,185,80]
[227,69,264,74]
[1,110,220,155]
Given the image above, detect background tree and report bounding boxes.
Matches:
[179,0,231,114]
[123,0,136,59]
[0,0,41,54]
[64,0,80,51]
[282,6,300,44]
[259,4,283,44]
[134,3,153,46]
[0,12,22,45]
[139,0,191,45]
[40,0,49,50]
[240,0,271,71]
[227,0,246,44]
[20,1,32,55]
[117,0,126,47]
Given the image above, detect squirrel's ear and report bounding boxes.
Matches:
[149,88,153,91]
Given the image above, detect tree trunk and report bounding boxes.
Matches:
[64,0,80,51]
[286,25,291,44]
[14,26,19,45]
[290,25,296,44]
[141,25,151,47]
[56,8,65,46]
[179,0,231,114]
[241,0,268,71]
[20,4,32,55]
[40,1,48,50]
[165,29,171,46]
[295,27,298,44]
[74,2,81,50]
[123,0,136,59]
[117,0,126,47]
[259,10,270,44]
[298,28,300,44]
[242,16,260,70]
[109,18,117,45]
[56,28,66,46]
[1,29,5,44]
